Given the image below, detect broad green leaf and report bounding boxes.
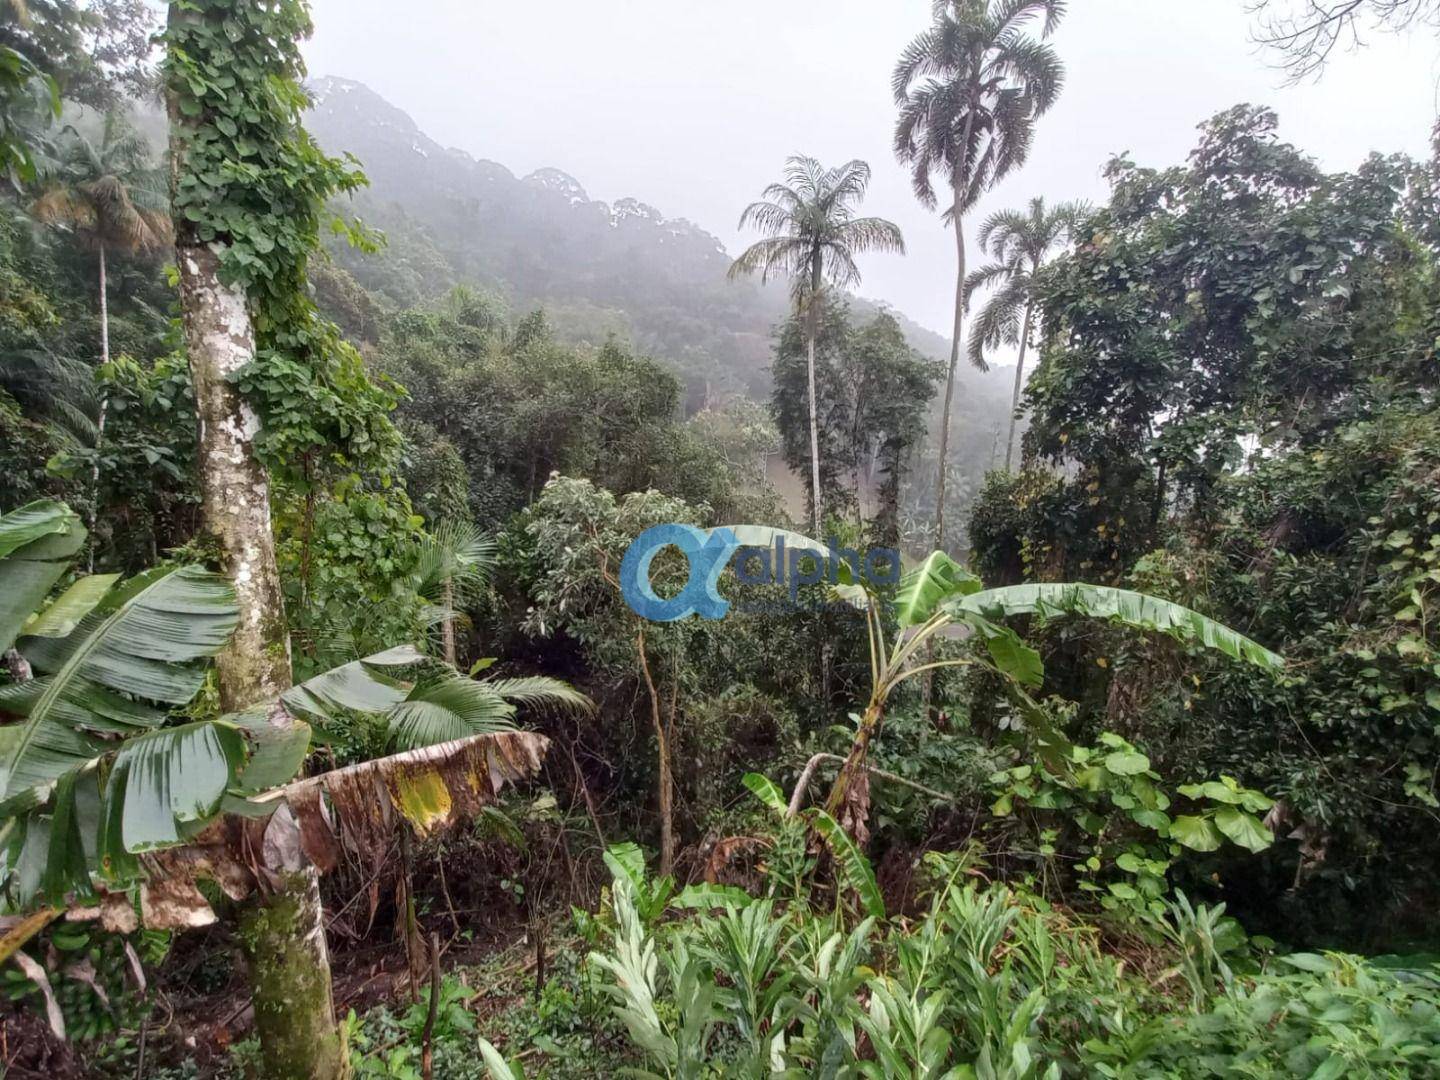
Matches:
[957,612,1044,687]
[1170,814,1223,852]
[279,644,422,722]
[810,809,885,920]
[23,574,119,638]
[1213,806,1273,852]
[0,502,85,653]
[951,584,1284,671]
[894,550,981,627]
[1104,750,1151,776]
[1280,952,1336,974]
[602,841,647,888]
[0,501,80,559]
[477,1038,526,1080]
[228,709,311,795]
[2,566,237,811]
[742,772,788,816]
[113,721,245,851]
[673,883,755,909]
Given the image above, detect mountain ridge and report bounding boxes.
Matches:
[305,75,1012,419]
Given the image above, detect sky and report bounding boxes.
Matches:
[303,0,1440,339]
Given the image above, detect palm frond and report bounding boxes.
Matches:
[966,275,1028,369]
[836,215,906,256]
[387,675,517,751]
[728,236,806,284]
[732,156,901,303]
[483,675,594,715]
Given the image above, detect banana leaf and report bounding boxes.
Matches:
[1,565,238,813]
[949,584,1283,671]
[0,501,85,653]
[894,550,982,627]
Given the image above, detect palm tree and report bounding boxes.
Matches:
[32,112,169,565]
[893,0,1065,548]
[33,112,169,369]
[729,157,904,535]
[965,196,1085,470]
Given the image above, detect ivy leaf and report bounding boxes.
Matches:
[1213,806,1273,852]
[1104,750,1150,776]
[1171,814,1223,852]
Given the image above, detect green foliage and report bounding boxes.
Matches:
[380,306,771,530]
[275,643,587,762]
[569,832,1440,1078]
[769,304,941,537]
[164,0,401,483]
[975,105,1440,941]
[0,501,258,903]
[988,731,1274,917]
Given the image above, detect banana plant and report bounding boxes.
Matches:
[0,500,584,908]
[822,550,1285,821]
[0,501,247,905]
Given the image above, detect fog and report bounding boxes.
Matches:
[304,0,1440,337]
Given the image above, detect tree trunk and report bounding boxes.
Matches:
[239,870,351,1080]
[1004,300,1033,472]
[804,293,823,538]
[98,242,109,368]
[87,243,109,573]
[176,245,347,1077]
[934,198,967,551]
[167,6,344,1073]
[441,575,457,667]
[176,246,292,711]
[636,625,674,876]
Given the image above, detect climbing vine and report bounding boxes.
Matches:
[164,0,400,483]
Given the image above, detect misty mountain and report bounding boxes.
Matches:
[305,77,1013,435]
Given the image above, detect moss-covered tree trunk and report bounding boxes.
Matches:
[240,870,350,1079]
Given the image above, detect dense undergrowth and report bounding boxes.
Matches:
[137,824,1440,1080]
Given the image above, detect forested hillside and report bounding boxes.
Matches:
[303,76,1013,509]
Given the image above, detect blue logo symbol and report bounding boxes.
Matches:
[620,524,900,622]
[619,524,740,622]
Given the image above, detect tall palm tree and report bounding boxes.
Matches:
[965,196,1085,470]
[729,157,904,535]
[33,112,169,369]
[893,0,1065,547]
[32,111,169,566]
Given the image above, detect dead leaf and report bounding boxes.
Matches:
[140,878,216,930]
[12,950,64,1039]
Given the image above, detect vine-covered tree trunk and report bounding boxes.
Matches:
[166,4,346,1074]
[174,242,347,1078]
